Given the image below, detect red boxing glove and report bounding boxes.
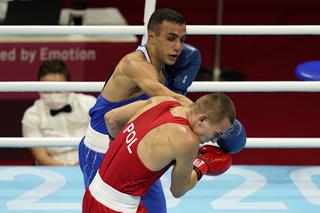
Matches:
[193,145,232,180]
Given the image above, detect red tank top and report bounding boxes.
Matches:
[98,101,190,196]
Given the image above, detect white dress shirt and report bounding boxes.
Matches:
[22,92,96,165]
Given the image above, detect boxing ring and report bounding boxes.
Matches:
[1,83,320,213]
[1,21,320,213]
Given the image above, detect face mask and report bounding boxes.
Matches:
[40,92,69,110]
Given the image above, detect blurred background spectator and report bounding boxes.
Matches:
[21,60,96,166]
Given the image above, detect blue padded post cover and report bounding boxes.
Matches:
[295,60,320,81]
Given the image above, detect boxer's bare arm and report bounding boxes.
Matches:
[102,52,192,105]
[104,99,149,139]
[169,128,199,198]
[125,56,192,105]
[101,55,143,101]
[104,96,177,138]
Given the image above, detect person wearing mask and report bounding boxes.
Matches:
[22,59,96,166]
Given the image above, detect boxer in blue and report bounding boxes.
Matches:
[79,8,245,213]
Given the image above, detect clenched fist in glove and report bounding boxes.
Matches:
[193,145,232,180]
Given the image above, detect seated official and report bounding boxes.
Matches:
[22,59,96,166]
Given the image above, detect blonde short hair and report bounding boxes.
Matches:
[191,92,236,124]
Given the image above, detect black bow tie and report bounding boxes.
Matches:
[50,104,72,116]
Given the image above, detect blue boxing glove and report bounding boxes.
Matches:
[217,119,246,154]
[165,43,201,95]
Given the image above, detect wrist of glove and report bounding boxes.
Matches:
[193,145,232,180]
[193,157,209,180]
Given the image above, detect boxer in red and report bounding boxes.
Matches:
[83,92,235,212]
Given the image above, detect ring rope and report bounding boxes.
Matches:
[0,137,319,148]
[1,25,320,35]
[1,17,318,150]
[1,81,320,92]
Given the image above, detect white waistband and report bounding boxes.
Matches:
[84,124,110,153]
[89,171,140,213]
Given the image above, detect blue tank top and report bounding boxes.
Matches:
[89,45,168,135]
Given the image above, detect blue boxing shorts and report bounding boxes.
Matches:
[78,137,105,188]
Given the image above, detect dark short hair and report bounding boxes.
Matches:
[147,8,185,35]
[38,60,71,81]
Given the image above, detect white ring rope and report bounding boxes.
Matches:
[0,138,80,148]
[1,25,320,35]
[1,81,320,92]
[1,25,319,149]
[0,137,319,148]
